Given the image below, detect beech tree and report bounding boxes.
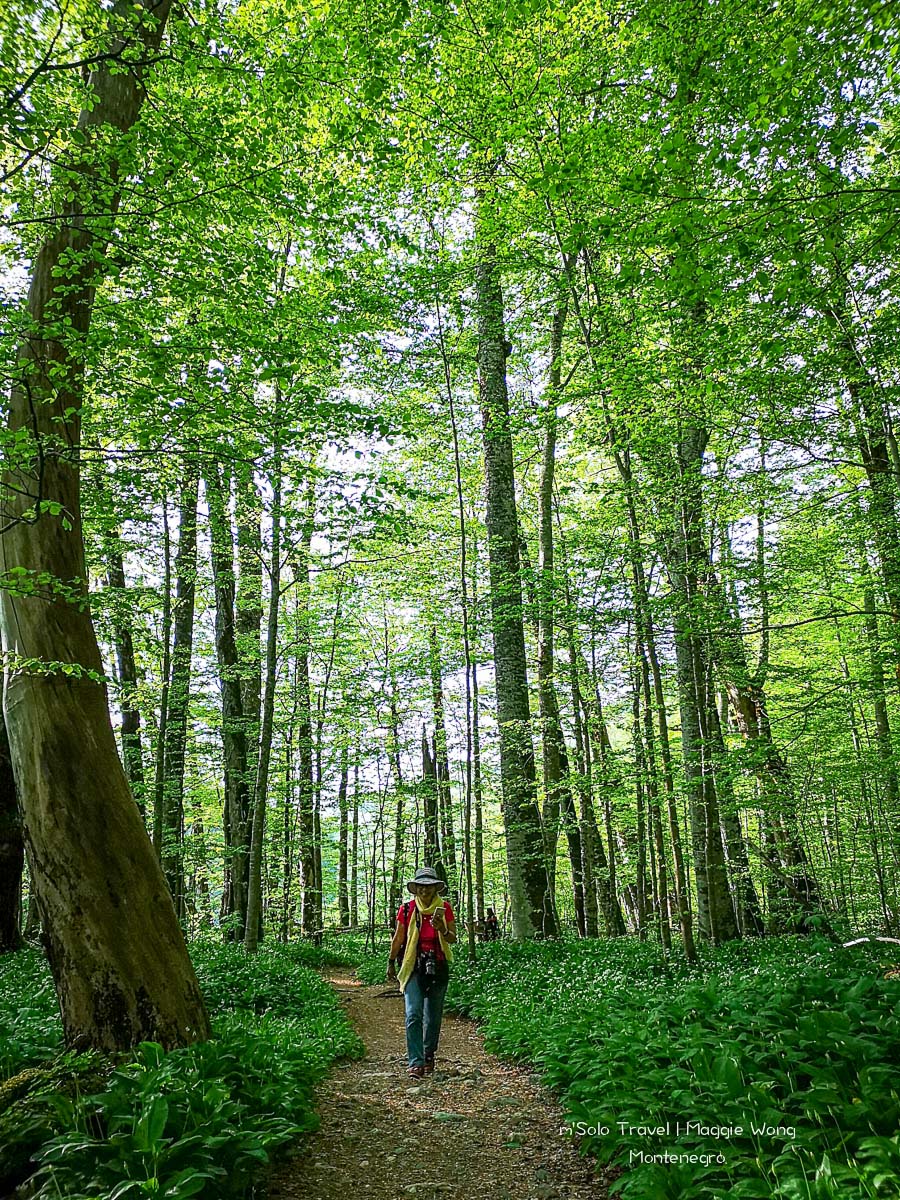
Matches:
[0,0,209,1048]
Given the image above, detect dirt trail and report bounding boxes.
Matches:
[267,971,610,1200]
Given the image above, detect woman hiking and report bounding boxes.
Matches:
[387,866,457,1078]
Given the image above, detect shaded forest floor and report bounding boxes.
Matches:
[266,969,610,1200]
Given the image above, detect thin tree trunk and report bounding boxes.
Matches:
[429,625,458,896]
[153,499,172,854]
[631,657,649,938]
[245,431,284,951]
[338,742,350,927]
[313,696,324,941]
[294,480,316,937]
[421,728,443,872]
[436,294,479,957]
[236,461,263,788]
[160,460,200,920]
[104,523,146,814]
[636,636,672,950]
[206,461,251,939]
[642,568,696,960]
[386,614,406,918]
[471,537,486,928]
[0,0,209,1048]
[351,757,360,929]
[536,300,569,936]
[475,180,549,938]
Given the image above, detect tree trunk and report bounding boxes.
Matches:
[245,433,283,951]
[429,626,457,895]
[206,461,252,939]
[0,712,24,952]
[0,0,209,1048]
[338,742,350,927]
[351,758,360,929]
[294,482,316,937]
[160,461,200,919]
[236,461,263,786]
[152,498,172,855]
[473,659,485,927]
[421,728,443,872]
[475,182,549,938]
[705,676,765,937]
[103,524,146,814]
[582,687,628,937]
[568,658,598,937]
[387,686,405,919]
[706,570,821,931]
[471,540,486,927]
[660,422,740,945]
[536,303,568,937]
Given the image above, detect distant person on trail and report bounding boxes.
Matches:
[484,907,499,941]
[387,866,457,1079]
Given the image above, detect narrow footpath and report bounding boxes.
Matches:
[267,971,611,1200]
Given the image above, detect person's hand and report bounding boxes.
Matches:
[387,960,397,981]
[432,907,446,931]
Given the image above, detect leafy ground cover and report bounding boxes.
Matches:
[435,936,900,1199]
[0,940,364,1199]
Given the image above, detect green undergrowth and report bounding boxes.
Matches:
[444,935,900,1199]
[0,940,364,1199]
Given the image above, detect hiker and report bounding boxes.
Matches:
[387,866,457,1078]
[484,907,499,941]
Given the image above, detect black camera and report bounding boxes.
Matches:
[424,950,437,977]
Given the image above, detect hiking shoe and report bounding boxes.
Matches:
[408,1065,425,1079]
[424,1056,435,1075]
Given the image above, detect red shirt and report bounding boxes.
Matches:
[397,899,455,961]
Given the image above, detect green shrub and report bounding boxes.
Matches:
[0,942,364,1199]
[447,937,900,1199]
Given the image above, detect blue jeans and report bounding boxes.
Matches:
[404,970,449,1068]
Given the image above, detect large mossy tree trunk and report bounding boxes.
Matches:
[0,0,209,1049]
[475,182,550,939]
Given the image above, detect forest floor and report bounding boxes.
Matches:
[266,968,612,1200]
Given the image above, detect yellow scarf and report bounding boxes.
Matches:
[398,894,453,993]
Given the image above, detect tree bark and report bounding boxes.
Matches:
[475,182,549,938]
[152,498,172,855]
[350,758,360,929]
[245,433,283,951]
[421,728,443,873]
[160,461,199,919]
[338,742,350,927]
[387,683,405,919]
[294,481,316,937]
[0,0,209,1048]
[206,461,252,939]
[536,303,568,937]
[428,625,457,895]
[103,522,146,814]
[236,461,263,786]
[0,711,24,952]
